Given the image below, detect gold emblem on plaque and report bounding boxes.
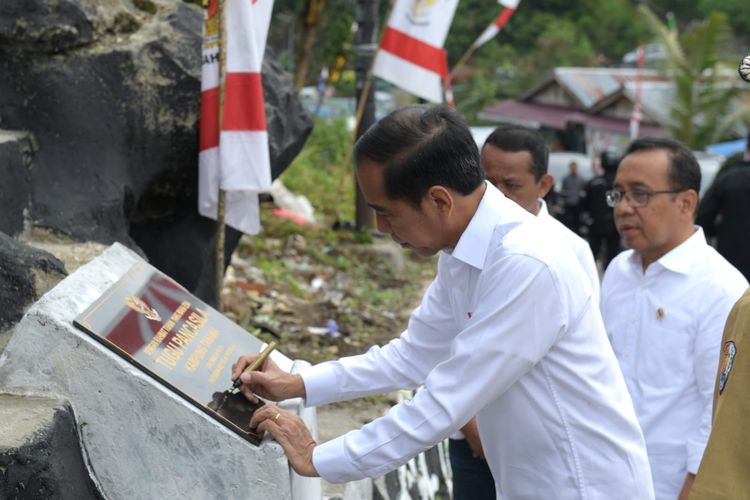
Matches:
[125,296,162,322]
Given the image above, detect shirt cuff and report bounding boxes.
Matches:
[300,361,339,407]
[312,435,364,483]
[686,442,707,474]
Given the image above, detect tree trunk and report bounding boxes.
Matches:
[294,0,327,92]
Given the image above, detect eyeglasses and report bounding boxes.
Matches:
[605,189,683,208]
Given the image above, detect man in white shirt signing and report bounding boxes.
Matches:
[600,137,748,499]
[445,125,603,500]
[233,105,654,499]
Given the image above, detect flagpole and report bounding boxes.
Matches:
[448,4,519,100]
[449,43,479,81]
[215,0,228,311]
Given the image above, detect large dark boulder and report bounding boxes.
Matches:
[0,0,313,304]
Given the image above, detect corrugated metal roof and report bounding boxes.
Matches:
[553,67,664,109]
[622,81,675,128]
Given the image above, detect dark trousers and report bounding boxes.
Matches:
[449,438,496,500]
[563,203,582,234]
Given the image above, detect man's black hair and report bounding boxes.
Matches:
[624,137,701,195]
[483,125,549,181]
[600,150,620,174]
[353,105,485,207]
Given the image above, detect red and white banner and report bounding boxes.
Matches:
[373,0,459,103]
[471,0,520,49]
[199,0,274,235]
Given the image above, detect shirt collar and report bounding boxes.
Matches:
[627,226,706,275]
[537,198,549,219]
[449,181,504,270]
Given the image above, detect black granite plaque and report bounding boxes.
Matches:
[73,261,282,445]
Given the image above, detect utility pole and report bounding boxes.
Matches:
[354,0,377,230]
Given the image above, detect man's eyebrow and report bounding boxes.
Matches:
[613,181,651,190]
[368,203,388,212]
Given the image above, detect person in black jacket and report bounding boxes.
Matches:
[584,151,621,269]
[696,134,750,281]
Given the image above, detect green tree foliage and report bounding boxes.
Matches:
[578,0,651,60]
[447,0,649,120]
[268,0,356,89]
[643,0,700,23]
[503,15,598,96]
[698,0,750,44]
[639,6,748,148]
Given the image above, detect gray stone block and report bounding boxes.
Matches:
[0,243,306,499]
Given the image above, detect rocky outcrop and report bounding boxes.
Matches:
[0,232,67,350]
[0,394,102,500]
[0,0,313,305]
[0,131,34,237]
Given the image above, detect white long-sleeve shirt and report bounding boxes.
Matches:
[538,199,600,302]
[302,183,654,499]
[600,227,748,499]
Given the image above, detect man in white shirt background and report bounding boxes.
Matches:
[481,125,600,299]
[233,105,654,499]
[444,124,603,500]
[600,137,748,499]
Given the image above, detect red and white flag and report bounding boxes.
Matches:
[372,0,459,103]
[471,0,521,49]
[199,0,274,235]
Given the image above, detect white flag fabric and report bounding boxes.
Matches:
[199,0,274,235]
[472,0,521,49]
[372,0,459,103]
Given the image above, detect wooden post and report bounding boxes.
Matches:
[215,0,228,311]
[353,0,378,230]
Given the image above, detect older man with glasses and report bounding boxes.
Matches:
[600,137,748,500]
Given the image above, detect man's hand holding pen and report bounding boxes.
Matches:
[231,352,319,478]
[230,352,306,404]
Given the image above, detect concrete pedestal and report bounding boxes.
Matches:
[0,243,320,499]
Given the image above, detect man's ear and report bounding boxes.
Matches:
[537,174,555,199]
[681,189,698,216]
[426,186,454,216]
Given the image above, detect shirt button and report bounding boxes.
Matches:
[623,352,629,358]
[459,285,466,292]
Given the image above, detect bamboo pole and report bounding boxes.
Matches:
[215,0,228,312]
